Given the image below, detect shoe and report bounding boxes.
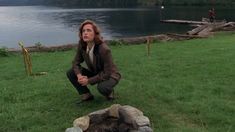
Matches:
[82,94,94,101]
[106,91,115,101]
[76,93,94,104]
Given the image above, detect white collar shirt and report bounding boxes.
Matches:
[86,44,94,64]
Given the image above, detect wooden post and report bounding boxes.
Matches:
[146,37,151,57]
[18,42,32,76]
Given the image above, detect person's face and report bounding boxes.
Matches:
[82,24,95,43]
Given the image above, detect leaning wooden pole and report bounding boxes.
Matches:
[19,42,28,75]
[18,42,32,76]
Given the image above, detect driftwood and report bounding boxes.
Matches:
[212,22,235,31]
[167,33,206,40]
[160,19,208,25]
[198,26,214,37]
[202,17,227,23]
[161,18,235,37]
[186,21,234,37]
[187,25,208,35]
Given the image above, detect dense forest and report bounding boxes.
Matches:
[40,0,235,7]
[0,0,43,5]
[0,0,235,7]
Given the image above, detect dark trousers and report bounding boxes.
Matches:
[210,16,214,23]
[66,68,118,96]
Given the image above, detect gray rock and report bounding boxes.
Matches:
[108,104,121,118]
[121,105,144,116]
[135,116,150,127]
[89,108,109,116]
[138,126,153,132]
[73,116,90,131]
[119,105,143,127]
[65,127,83,132]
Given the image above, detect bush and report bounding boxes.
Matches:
[108,40,126,46]
[0,47,9,57]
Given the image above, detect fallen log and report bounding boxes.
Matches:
[221,26,235,31]
[188,21,234,37]
[161,19,208,25]
[202,17,227,23]
[167,33,206,39]
[197,26,214,37]
[211,22,235,31]
[187,25,209,35]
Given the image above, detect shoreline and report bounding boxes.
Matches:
[7,33,204,53]
[7,20,235,53]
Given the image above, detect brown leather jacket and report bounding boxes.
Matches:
[72,42,121,85]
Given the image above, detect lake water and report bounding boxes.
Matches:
[0,6,234,48]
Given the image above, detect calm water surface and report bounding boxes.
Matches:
[0,6,234,48]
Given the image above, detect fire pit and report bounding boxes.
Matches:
[66,104,153,132]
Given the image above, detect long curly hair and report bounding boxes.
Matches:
[78,20,103,48]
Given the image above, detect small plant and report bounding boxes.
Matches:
[34,42,43,48]
[108,40,126,46]
[0,47,9,57]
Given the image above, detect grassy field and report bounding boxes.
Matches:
[1,32,235,132]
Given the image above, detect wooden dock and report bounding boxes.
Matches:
[161,19,208,25]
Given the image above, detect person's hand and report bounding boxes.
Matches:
[79,77,89,86]
[77,74,83,82]
[77,74,88,86]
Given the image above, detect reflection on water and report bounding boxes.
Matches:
[0,6,234,48]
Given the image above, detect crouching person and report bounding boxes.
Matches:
[67,20,121,103]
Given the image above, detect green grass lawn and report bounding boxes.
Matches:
[1,32,235,132]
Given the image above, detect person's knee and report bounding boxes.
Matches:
[97,84,112,96]
[66,68,74,79]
